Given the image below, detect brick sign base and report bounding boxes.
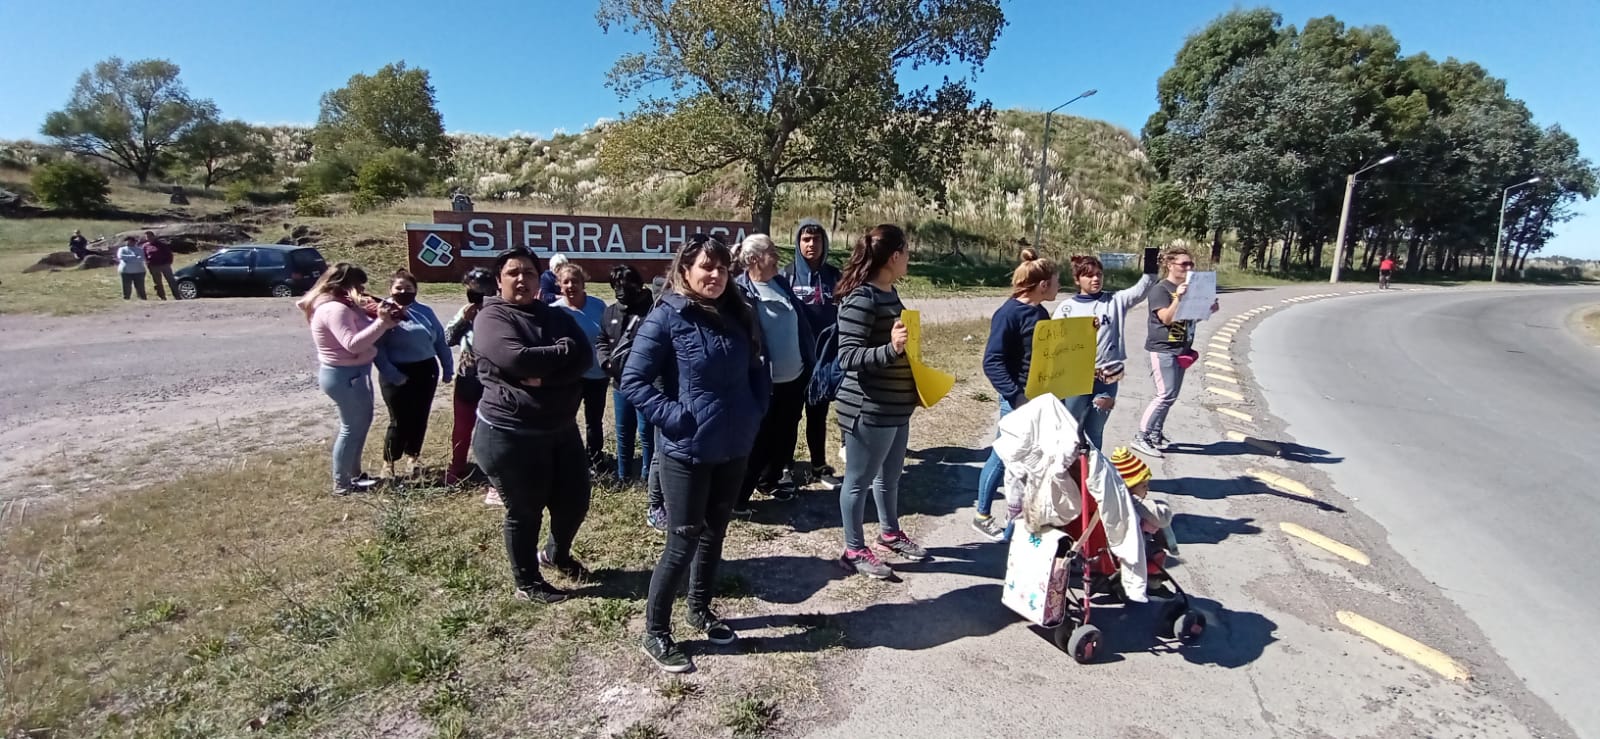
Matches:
[405,211,751,283]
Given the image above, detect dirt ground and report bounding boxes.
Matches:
[0,294,1007,509]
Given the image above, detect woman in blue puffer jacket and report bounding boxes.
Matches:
[621,234,771,674]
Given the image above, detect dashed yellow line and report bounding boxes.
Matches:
[1246,468,1315,498]
[1215,330,1236,340]
[1205,360,1235,372]
[1207,386,1245,401]
[1208,342,1231,352]
[1225,430,1280,454]
[1207,372,1239,384]
[1336,611,1470,681]
[1279,523,1370,566]
[1215,407,1253,423]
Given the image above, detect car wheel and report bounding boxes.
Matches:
[270,283,294,298]
[176,280,200,300]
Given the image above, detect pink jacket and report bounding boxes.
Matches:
[309,297,387,366]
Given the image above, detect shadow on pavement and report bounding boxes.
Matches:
[746,445,980,533]
[1171,512,1262,545]
[1165,440,1344,464]
[744,582,1012,654]
[1152,475,1345,513]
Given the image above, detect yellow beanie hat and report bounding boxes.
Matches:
[1110,447,1152,488]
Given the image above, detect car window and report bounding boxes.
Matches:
[291,249,327,271]
[255,249,287,269]
[209,249,251,268]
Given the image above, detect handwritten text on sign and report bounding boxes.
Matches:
[1023,317,1096,400]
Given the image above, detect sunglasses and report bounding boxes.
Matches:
[1173,261,1195,267]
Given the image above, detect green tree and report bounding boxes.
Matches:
[41,57,217,184]
[312,62,452,187]
[596,0,1005,233]
[174,119,274,189]
[32,160,111,212]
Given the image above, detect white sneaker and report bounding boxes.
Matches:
[483,487,503,506]
[1129,435,1164,459]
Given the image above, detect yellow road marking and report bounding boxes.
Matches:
[1207,372,1239,384]
[1215,329,1235,338]
[1207,386,1245,401]
[1336,611,1470,681]
[1208,342,1230,352]
[1215,407,1253,423]
[1228,432,1281,455]
[1280,523,1370,566]
[1205,360,1235,372]
[1246,468,1315,498]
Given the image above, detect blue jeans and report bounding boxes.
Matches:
[613,389,655,481]
[975,397,1015,517]
[318,364,374,490]
[1062,378,1120,451]
[840,420,909,551]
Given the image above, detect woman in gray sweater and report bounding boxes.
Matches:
[833,224,928,579]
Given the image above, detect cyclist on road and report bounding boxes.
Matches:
[1379,255,1395,289]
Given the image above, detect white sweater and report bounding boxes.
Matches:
[1052,273,1154,368]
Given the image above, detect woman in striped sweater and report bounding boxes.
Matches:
[833,224,928,579]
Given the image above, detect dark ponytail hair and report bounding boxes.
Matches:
[834,224,908,299]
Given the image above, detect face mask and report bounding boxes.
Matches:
[392,292,417,306]
[467,290,485,306]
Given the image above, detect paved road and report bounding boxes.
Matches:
[806,284,1564,739]
[1252,287,1600,737]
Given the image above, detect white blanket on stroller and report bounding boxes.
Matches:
[993,395,1149,602]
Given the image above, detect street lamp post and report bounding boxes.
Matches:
[1033,89,1097,248]
[1492,177,1542,283]
[1329,155,1397,284]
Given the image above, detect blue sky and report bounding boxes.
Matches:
[2,0,1596,258]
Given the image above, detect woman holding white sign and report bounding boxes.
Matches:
[1132,246,1218,458]
[1051,251,1158,450]
[971,249,1061,542]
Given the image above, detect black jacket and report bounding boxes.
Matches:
[472,296,594,433]
[594,298,653,389]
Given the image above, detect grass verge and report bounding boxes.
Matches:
[2,318,994,737]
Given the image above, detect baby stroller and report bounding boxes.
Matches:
[1001,406,1207,664]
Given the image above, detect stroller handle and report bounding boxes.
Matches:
[1073,400,1096,451]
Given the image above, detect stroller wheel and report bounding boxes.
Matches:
[1063,624,1102,664]
[1175,610,1206,643]
[1158,599,1185,638]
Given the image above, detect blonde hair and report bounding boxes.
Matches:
[1161,245,1194,278]
[1010,248,1058,299]
[554,262,586,283]
[296,263,368,321]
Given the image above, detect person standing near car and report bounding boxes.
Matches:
[374,269,454,479]
[140,231,181,300]
[473,247,595,604]
[594,264,656,485]
[733,233,815,512]
[115,236,148,300]
[298,263,397,495]
[622,234,770,673]
[782,218,843,490]
[552,262,611,471]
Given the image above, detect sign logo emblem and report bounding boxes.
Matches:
[418,233,454,267]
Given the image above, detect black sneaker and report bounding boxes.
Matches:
[971,514,1006,542]
[513,582,569,604]
[769,471,797,501]
[686,608,738,645]
[814,465,842,491]
[641,633,694,673]
[876,531,930,561]
[538,551,591,581]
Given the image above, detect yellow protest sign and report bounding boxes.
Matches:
[1023,317,1096,400]
[900,309,955,408]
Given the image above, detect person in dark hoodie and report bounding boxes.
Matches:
[733,233,815,512]
[594,264,657,485]
[472,247,596,604]
[622,234,770,673]
[780,218,843,490]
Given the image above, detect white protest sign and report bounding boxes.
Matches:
[1175,271,1217,322]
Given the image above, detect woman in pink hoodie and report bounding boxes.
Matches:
[298,264,399,494]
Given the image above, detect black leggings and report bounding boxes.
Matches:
[804,400,831,468]
[579,378,609,457]
[738,376,807,506]
[647,454,746,635]
[474,422,592,589]
[380,359,439,461]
